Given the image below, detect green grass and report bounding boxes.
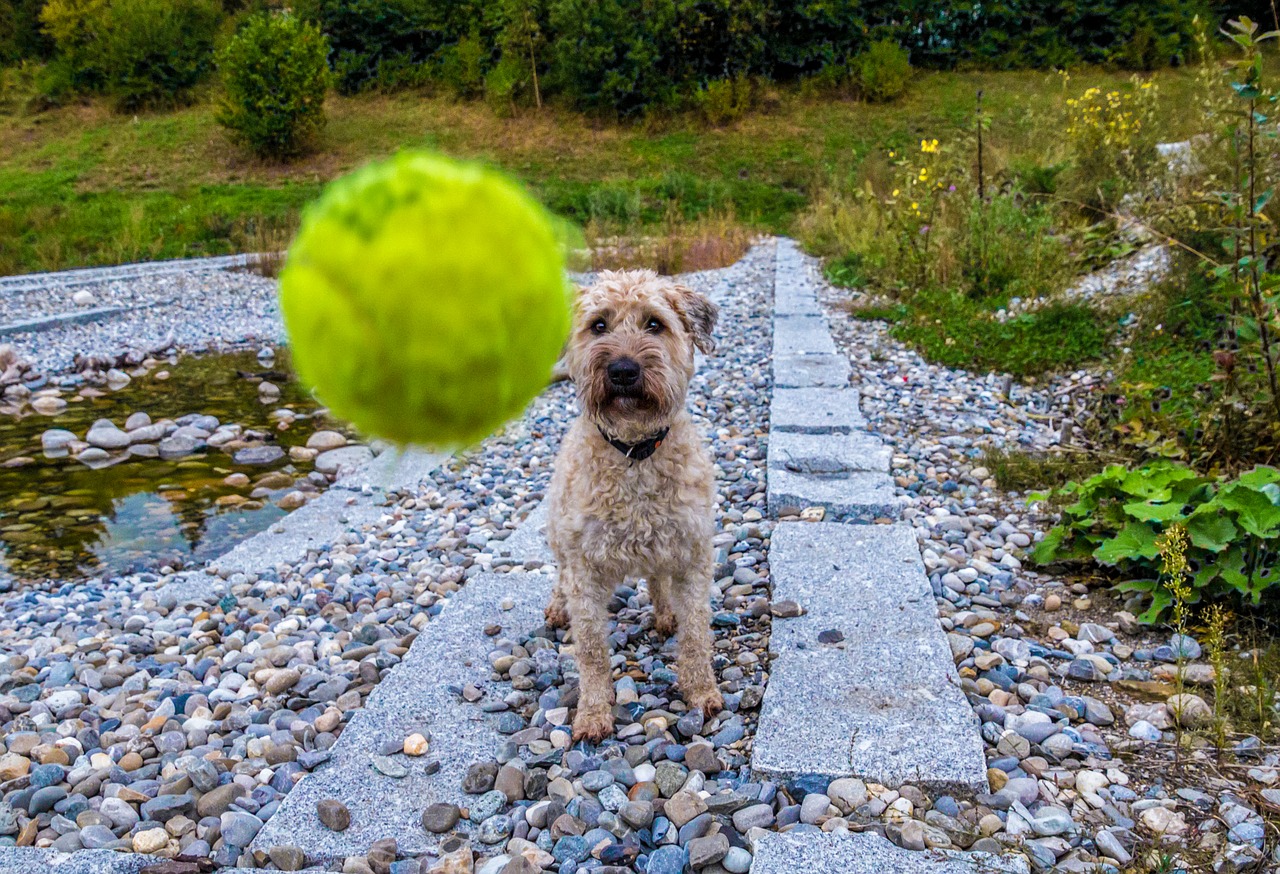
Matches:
[0,60,1242,274]
[980,447,1110,492]
[886,291,1112,377]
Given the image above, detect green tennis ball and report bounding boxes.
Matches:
[279,151,572,448]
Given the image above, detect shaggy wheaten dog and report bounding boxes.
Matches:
[545,269,722,742]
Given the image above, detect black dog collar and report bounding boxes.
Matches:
[598,425,669,462]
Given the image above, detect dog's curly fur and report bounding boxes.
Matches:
[545,269,722,742]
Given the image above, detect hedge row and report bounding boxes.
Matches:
[0,0,1262,115]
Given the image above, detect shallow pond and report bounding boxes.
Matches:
[0,349,349,582]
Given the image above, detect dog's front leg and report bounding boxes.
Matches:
[672,571,724,718]
[569,572,616,742]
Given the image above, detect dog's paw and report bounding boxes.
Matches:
[544,603,570,629]
[571,708,614,743]
[688,689,724,718]
[653,610,678,639]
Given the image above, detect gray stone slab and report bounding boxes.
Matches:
[492,500,555,566]
[768,467,899,522]
[204,488,389,578]
[251,571,554,864]
[769,431,891,475]
[161,448,446,598]
[773,292,822,316]
[0,253,256,295]
[751,831,1029,874]
[0,305,128,336]
[773,353,850,388]
[773,314,837,356]
[767,430,897,519]
[336,446,448,493]
[751,523,988,795]
[771,388,864,434]
[0,848,293,874]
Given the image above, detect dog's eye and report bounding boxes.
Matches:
[645,317,664,334]
[591,318,608,334]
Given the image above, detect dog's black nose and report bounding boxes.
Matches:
[607,358,641,388]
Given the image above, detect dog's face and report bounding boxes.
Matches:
[567,270,718,438]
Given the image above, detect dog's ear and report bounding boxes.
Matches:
[669,284,719,354]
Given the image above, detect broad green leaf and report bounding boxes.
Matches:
[1235,465,1280,488]
[1218,484,1280,537]
[1122,500,1186,523]
[1094,522,1160,566]
[1186,509,1237,552]
[1031,526,1066,563]
[1136,588,1174,624]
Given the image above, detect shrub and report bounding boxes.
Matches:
[1032,462,1280,619]
[217,11,331,159]
[694,75,753,126]
[438,28,488,98]
[547,0,680,117]
[296,0,482,95]
[0,0,54,64]
[1061,74,1160,214]
[961,194,1068,301]
[38,0,111,90]
[67,0,224,109]
[854,38,910,103]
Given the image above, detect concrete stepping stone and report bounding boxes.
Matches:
[751,831,1029,874]
[251,571,554,864]
[773,352,850,388]
[0,846,278,874]
[751,523,988,795]
[0,306,128,337]
[492,500,554,567]
[773,313,838,356]
[767,431,897,521]
[771,387,865,434]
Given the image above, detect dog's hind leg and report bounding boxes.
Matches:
[647,576,679,639]
[671,574,724,717]
[568,575,616,742]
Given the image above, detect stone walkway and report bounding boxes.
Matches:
[749,241,1015,873]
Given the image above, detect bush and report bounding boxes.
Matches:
[547,0,682,117]
[38,0,111,90]
[0,0,54,64]
[694,75,753,125]
[854,38,910,103]
[961,195,1068,301]
[297,0,488,94]
[1033,462,1280,619]
[217,11,331,159]
[42,0,224,108]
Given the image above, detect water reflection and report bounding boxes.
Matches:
[0,349,344,582]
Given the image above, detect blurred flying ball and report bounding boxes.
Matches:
[280,151,573,447]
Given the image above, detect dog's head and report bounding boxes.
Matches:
[567,269,718,440]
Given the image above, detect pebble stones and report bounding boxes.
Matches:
[318,799,351,832]
[423,803,462,834]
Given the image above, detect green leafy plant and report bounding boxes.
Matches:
[1033,460,1280,620]
[96,0,223,110]
[216,11,332,159]
[854,38,910,103]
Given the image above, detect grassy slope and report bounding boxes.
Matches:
[0,65,1215,275]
